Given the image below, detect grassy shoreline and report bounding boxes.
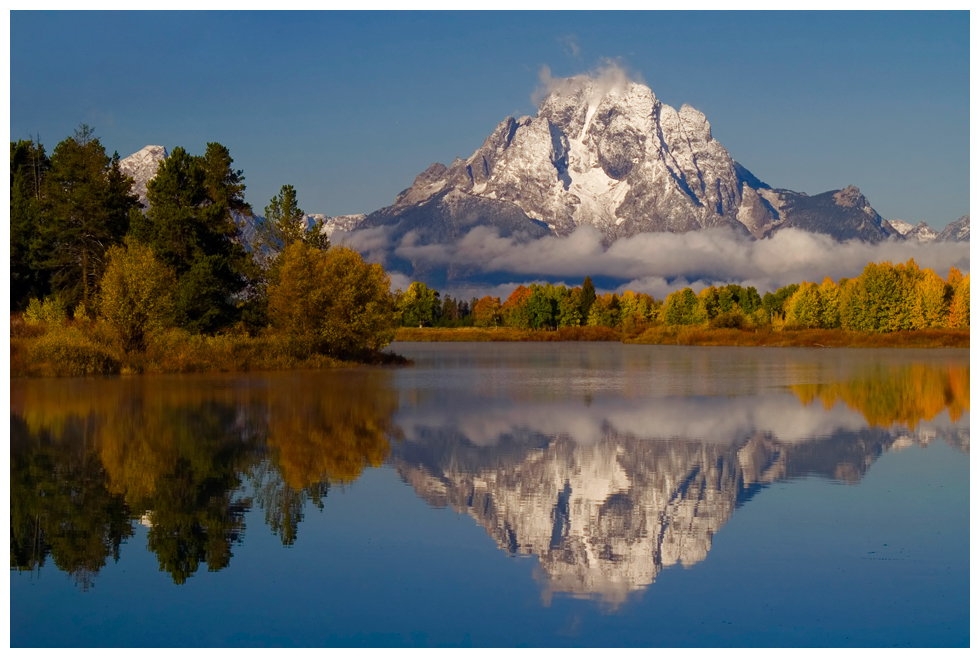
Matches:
[12,321,969,379]
[394,326,969,348]
[11,317,410,378]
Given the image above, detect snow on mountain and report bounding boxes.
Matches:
[118,145,167,210]
[368,72,899,246]
[119,144,366,246]
[306,213,367,237]
[937,215,970,242]
[888,219,937,242]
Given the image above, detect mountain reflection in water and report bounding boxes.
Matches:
[9,355,968,607]
[390,356,968,607]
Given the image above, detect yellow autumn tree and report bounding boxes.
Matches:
[817,277,840,328]
[267,243,399,358]
[784,281,823,328]
[99,240,177,352]
[908,268,948,330]
[948,273,970,329]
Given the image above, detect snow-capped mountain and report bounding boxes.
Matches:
[118,145,167,210]
[888,219,938,242]
[307,213,367,237]
[117,144,362,250]
[359,73,902,246]
[937,214,970,242]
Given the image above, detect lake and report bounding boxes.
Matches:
[10,343,969,647]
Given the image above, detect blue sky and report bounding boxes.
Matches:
[10,11,969,228]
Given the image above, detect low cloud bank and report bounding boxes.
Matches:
[337,223,969,298]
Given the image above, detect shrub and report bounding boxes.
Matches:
[709,311,747,330]
[24,295,67,326]
[25,325,120,376]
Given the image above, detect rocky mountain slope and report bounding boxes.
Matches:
[359,75,907,247]
[118,145,167,209]
[937,214,970,242]
[888,219,938,242]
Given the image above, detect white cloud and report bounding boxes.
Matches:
[384,223,970,298]
[532,59,642,108]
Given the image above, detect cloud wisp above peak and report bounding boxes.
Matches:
[532,59,644,109]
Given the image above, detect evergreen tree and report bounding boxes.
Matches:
[40,126,138,308]
[10,138,51,309]
[262,184,306,249]
[259,184,330,261]
[201,142,251,217]
[580,276,597,324]
[131,145,251,333]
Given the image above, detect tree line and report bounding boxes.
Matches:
[12,126,398,363]
[397,261,969,334]
[13,126,968,359]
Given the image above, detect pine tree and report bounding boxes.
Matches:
[580,276,596,324]
[41,126,138,308]
[131,145,250,333]
[10,138,50,309]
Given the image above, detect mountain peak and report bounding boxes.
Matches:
[119,145,168,210]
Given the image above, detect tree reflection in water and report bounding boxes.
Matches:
[9,371,400,585]
[9,360,968,599]
[792,363,969,429]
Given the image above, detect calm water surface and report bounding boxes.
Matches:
[10,344,969,647]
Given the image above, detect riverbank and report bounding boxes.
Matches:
[394,326,970,348]
[11,319,409,378]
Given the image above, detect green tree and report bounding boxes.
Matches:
[131,145,250,333]
[558,288,583,327]
[664,288,699,325]
[762,283,800,323]
[259,184,329,261]
[849,262,903,333]
[399,281,439,328]
[579,276,597,323]
[200,142,251,217]
[737,286,763,315]
[526,284,558,329]
[41,126,138,309]
[11,138,51,310]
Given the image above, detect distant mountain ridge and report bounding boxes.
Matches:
[117,67,969,279]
